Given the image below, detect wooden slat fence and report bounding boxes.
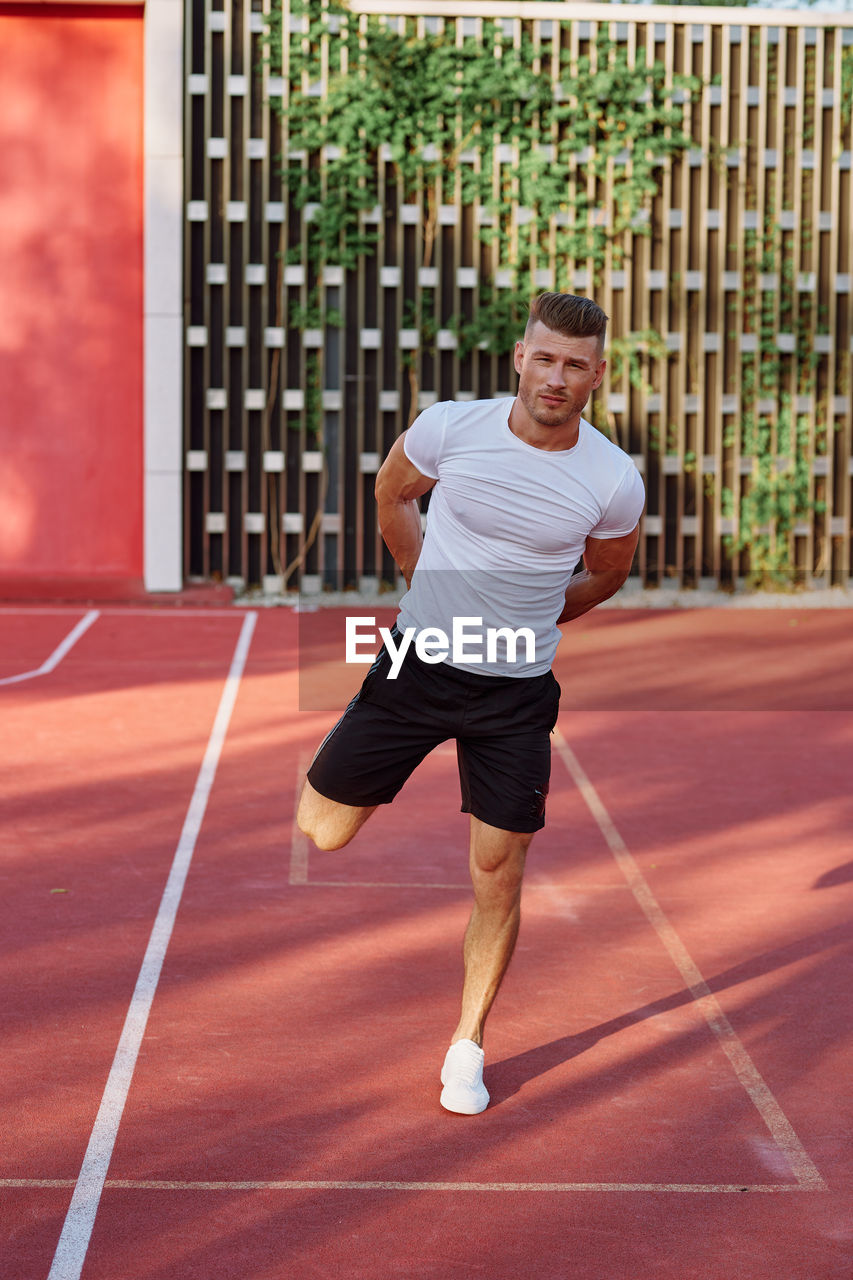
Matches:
[183,0,853,592]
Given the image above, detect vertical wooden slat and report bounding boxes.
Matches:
[210,0,227,584]
[807,26,826,581]
[250,0,265,584]
[605,21,635,483]
[322,7,342,588]
[670,24,696,587]
[695,20,711,587]
[834,32,853,584]
[787,25,811,581]
[840,35,845,586]
[257,0,282,589]
[716,22,742,588]
[719,24,742,588]
[244,0,263,589]
[294,6,312,586]
[279,0,298,586]
[657,19,677,587]
[632,18,657,586]
[185,0,211,582]
[825,26,842,585]
[743,21,764,582]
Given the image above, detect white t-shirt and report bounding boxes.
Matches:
[397,397,645,676]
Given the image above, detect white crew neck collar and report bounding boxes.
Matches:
[503,398,586,455]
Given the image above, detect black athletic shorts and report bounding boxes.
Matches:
[307,629,561,833]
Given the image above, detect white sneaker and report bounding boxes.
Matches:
[440,1039,490,1114]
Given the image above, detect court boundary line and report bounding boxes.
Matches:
[296,879,628,891]
[1,1177,807,1194]
[289,751,310,883]
[0,610,100,686]
[552,728,826,1193]
[0,606,255,618]
[302,879,473,889]
[46,612,258,1280]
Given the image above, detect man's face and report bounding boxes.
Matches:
[513,322,606,428]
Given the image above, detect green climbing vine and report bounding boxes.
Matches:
[264,1,700,409]
[841,42,853,132]
[722,198,821,587]
[260,3,847,589]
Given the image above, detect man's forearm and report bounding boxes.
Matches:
[378,498,423,587]
[556,567,627,624]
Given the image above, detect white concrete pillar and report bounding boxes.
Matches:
[143,0,184,591]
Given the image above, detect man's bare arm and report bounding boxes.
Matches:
[556,524,640,624]
[374,435,436,586]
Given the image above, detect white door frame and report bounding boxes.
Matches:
[144,0,184,591]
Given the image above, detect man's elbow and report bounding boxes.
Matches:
[593,566,631,602]
[374,482,411,545]
[374,468,410,506]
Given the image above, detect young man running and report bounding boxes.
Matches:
[297,293,645,1114]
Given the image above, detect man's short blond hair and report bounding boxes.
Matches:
[525,293,608,351]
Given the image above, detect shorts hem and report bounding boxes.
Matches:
[305,766,398,810]
[460,802,546,835]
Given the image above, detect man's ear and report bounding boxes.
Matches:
[513,340,525,376]
[593,358,607,390]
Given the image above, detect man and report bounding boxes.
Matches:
[297,293,645,1114]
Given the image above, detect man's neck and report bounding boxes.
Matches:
[507,400,582,452]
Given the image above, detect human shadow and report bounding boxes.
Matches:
[487,918,853,1106]
[814,861,853,889]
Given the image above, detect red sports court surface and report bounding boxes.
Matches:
[1,602,852,1279]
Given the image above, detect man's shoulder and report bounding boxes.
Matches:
[441,396,513,423]
[580,418,639,471]
[411,398,511,449]
[412,397,509,433]
[406,398,511,471]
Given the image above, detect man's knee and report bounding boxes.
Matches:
[469,824,532,904]
[296,792,348,851]
[296,780,373,851]
[472,859,525,907]
[298,817,353,852]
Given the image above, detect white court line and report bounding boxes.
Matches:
[552,728,826,1193]
[0,607,85,616]
[0,1177,805,1194]
[0,610,99,686]
[303,879,470,889]
[299,879,625,891]
[90,607,256,619]
[289,751,310,884]
[0,606,253,618]
[46,611,258,1280]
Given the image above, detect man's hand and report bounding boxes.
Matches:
[374,435,436,586]
[557,524,640,624]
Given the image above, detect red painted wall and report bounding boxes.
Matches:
[0,5,144,598]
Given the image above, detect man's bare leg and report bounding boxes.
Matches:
[440,817,533,1113]
[452,816,534,1046]
[296,778,376,851]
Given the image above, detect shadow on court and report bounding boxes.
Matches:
[489,917,853,1108]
